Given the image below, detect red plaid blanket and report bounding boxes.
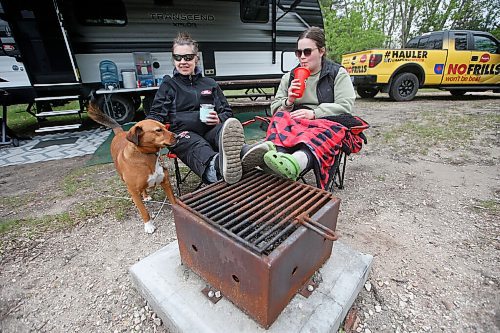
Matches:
[266,111,347,189]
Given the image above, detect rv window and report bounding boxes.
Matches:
[75,0,127,26]
[241,0,269,23]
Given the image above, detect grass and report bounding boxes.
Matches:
[0,163,136,250]
[381,110,500,155]
[0,212,74,238]
[473,200,500,214]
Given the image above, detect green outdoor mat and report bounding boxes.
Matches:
[85,110,269,167]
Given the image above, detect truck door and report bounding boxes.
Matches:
[0,0,79,85]
[468,32,499,85]
[441,31,471,85]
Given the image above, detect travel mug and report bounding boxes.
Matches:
[199,104,215,123]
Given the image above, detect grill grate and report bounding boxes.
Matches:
[177,170,337,255]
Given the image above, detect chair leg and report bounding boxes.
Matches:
[173,157,183,196]
[338,153,347,189]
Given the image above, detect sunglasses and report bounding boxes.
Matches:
[172,54,196,61]
[295,48,318,57]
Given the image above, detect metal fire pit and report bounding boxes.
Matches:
[172,170,341,328]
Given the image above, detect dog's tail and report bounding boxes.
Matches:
[87,101,123,134]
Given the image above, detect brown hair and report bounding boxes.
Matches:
[173,32,199,54]
[298,26,326,55]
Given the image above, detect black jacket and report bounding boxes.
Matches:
[147,67,233,132]
[289,59,341,105]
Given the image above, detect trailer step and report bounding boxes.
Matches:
[35,95,80,101]
[35,124,82,133]
[34,83,81,87]
[36,109,81,117]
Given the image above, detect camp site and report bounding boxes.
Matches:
[0,0,498,332]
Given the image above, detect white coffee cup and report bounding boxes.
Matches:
[200,104,214,123]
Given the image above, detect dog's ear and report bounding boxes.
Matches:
[126,125,143,146]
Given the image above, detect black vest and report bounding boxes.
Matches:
[288,59,341,105]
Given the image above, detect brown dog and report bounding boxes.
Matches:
[87,101,177,233]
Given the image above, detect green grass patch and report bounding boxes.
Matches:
[74,197,131,221]
[0,194,33,208]
[0,212,75,238]
[380,110,500,155]
[62,165,114,196]
[474,200,500,214]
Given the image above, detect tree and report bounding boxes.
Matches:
[321,0,500,56]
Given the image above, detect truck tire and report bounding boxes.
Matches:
[389,73,419,101]
[450,90,466,96]
[357,87,379,98]
[97,94,135,124]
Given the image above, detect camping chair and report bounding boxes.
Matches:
[241,115,369,192]
[99,60,120,89]
[162,152,203,196]
[298,119,369,192]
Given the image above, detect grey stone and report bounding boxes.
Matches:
[129,241,372,333]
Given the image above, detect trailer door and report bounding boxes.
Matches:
[1,0,79,85]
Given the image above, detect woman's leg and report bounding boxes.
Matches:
[203,119,245,184]
[170,131,217,181]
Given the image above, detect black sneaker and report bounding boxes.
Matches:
[218,119,245,184]
[241,141,275,173]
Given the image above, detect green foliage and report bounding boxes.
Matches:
[491,27,500,40]
[322,4,386,61]
[321,0,500,55]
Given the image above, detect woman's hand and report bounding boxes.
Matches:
[290,108,315,120]
[286,79,302,105]
[204,111,221,125]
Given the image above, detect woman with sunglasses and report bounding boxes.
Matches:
[147,32,246,184]
[257,27,359,189]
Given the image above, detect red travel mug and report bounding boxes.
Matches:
[292,67,311,98]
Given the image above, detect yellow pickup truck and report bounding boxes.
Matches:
[341,30,500,101]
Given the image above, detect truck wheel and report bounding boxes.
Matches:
[450,90,466,96]
[357,87,379,98]
[97,95,135,124]
[389,73,419,101]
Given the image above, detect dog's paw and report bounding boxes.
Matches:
[144,221,156,234]
[143,195,152,202]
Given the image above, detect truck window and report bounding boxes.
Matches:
[473,34,498,54]
[241,0,269,23]
[75,0,127,26]
[405,37,419,48]
[417,36,429,48]
[454,34,467,51]
[427,33,443,49]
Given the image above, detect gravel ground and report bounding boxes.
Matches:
[0,91,499,333]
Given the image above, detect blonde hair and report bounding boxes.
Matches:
[173,32,199,53]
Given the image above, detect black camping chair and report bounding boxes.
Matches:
[241,114,369,192]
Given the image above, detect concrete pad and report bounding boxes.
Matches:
[129,241,373,333]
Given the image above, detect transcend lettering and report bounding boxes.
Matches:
[151,13,215,21]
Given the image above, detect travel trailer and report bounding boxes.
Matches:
[0,0,323,132]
